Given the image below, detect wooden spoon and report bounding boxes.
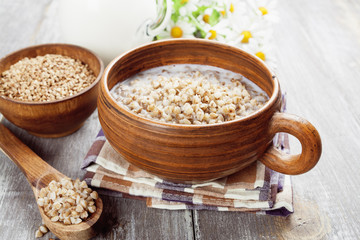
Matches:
[0,123,103,240]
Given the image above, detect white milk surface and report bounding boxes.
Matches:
[111,64,267,98]
[110,64,269,125]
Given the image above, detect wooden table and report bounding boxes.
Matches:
[1,0,359,239]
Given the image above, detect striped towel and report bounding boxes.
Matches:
[81,96,293,216]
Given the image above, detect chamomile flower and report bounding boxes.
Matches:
[242,41,277,70]
[198,7,215,25]
[203,17,232,41]
[225,1,247,18]
[157,18,196,39]
[228,17,269,48]
[246,0,279,22]
[179,0,197,16]
[154,0,277,66]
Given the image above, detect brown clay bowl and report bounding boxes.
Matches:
[98,39,322,183]
[0,43,104,138]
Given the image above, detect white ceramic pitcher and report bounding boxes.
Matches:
[59,0,172,64]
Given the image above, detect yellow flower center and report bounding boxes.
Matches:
[181,0,188,4]
[203,14,210,23]
[255,52,266,61]
[259,7,268,15]
[230,3,234,13]
[220,10,226,16]
[241,31,252,43]
[171,26,183,38]
[208,30,217,40]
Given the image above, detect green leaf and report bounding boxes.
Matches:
[209,9,221,26]
[172,0,182,10]
[171,12,180,23]
[171,0,183,23]
[192,5,209,18]
[188,15,206,38]
[154,35,164,40]
[193,29,206,38]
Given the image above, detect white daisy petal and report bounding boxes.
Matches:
[155,0,277,65]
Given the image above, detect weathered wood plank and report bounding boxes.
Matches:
[2,0,360,239]
[0,1,194,239]
[193,0,360,239]
[0,0,53,56]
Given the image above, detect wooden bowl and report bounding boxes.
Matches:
[98,39,322,183]
[0,43,104,138]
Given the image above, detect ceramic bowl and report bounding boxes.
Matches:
[0,43,104,138]
[98,39,322,183]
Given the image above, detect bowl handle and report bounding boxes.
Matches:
[260,112,322,175]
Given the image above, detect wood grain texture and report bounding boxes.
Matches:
[98,39,278,183]
[261,112,322,174]
[1,0,360,239]
[0,123,103,240]
[0,43,104,138]
[193,0,360,239]
[99,39,320,183]
[0,1,194,239]
[0,123,66,187]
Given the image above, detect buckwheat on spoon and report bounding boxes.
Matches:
[0,124,103,240]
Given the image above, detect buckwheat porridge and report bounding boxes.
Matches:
[111,64,268,125]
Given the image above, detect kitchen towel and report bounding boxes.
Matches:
[81,95,293,216]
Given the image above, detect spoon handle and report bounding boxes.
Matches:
[0,123,64,189]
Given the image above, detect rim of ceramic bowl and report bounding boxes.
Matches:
[102,38,279,128]
[0,43,104,105]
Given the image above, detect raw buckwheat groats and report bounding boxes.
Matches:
[35,224,48,238]
[0,54,96,102]
[111,64,268,125]
[37,177,98,225]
